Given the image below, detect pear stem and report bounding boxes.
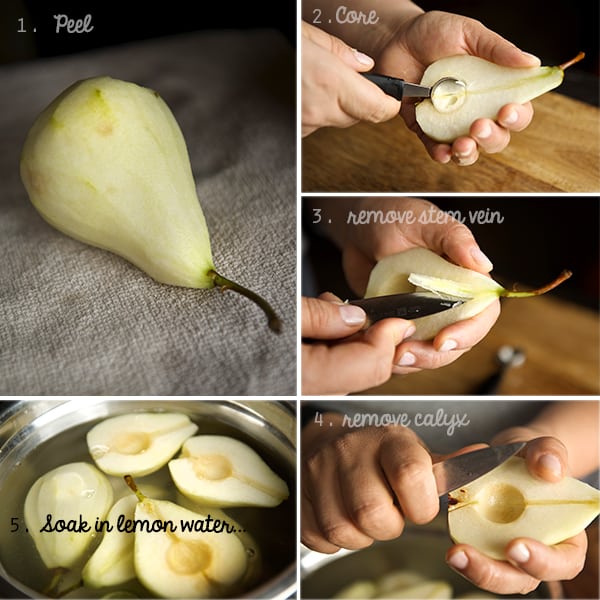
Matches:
[124,474,146,502]
[502,269,572,298]
[209,270,282,334]
[560,52,585,71]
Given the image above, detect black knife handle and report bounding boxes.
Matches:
[362,73,405,100]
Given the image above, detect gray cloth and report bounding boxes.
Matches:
[0,30,296,395]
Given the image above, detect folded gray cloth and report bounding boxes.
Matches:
[0,29,296,395]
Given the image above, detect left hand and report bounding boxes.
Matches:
[446,434,588,594]
[375,10,538,165]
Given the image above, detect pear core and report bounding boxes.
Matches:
[111,432,150,455]
[476,483,526,524]
[193,454,233,481]
[430,78,467,113]
[167,540,212,575]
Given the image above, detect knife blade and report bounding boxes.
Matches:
[348,291,464,327]
[433,442,526,497]
[361,73,431,100]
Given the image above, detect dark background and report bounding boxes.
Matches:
[0,0,295,65]
[303,198,600,312]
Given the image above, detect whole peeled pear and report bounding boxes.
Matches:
[20,76,280,332]
[416,53,584,142]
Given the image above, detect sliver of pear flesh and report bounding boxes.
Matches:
[20,76,281,332]
[124,476,247,599]
[24,462,113,569]
[169,435,290,507]
[87,412,198,477]
[364,248,571,341]
[82,494,137,588]
[448,456,600,560]
[416,53,584,142]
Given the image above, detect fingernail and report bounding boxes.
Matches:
[396,351,416,366]
[539,454,562,479]
[522,51,541,65]
[403,324,416,340]
[439,339,457,352]
[339,304,366,326]
[507,542,530,564]
[447,550,468,571]
[502,110,518,126]
[476,122,492,139]
[470,247,494,271]
[352,48,374,66]
[453,149,471,158]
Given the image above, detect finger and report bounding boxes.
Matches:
[301,492,341,553]
[451,137,479,166]
[302,319,414,394]
[505,532,587,581]
[338,443,405,541]
[392,340,468,373]
[446,544,540,595]
[497,102,534,132]
[470,119,511,154]
[523,436,569,482]
[302,295,366,339]
[379,433,439,524]
[340,71,401,123]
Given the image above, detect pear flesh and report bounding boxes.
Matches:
[87,412,198,477]
[82,494,137,588]
[364,248,570,340]
[416,55,569,142]
[20,76,281,332]
[169,435,290,507]
[24,462,113,569]
[448,456,600,560]
[126,478,248,599]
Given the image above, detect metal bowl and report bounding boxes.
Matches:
[0,400,296,599]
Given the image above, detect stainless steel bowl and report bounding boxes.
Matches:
[0,400,296,599]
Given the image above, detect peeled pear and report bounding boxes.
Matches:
[20,76,280,332]
[82,494,137,588]
[87,412,198,477]
[448,456,600,560]
[124,476,247,598]
[24,462,113,569]
[169,435,289,507]
[364,248,571,340]
[416,53,584,142]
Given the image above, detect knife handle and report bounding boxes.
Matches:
[362,73,405,100]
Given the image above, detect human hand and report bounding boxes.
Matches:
[301,293,415,395]
[375,11,538,165]
[446,434,588,594]
[336,197,500,374]
[301,21,400,136]
[301,419,440,553]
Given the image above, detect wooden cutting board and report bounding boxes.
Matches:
[303,92,600,192]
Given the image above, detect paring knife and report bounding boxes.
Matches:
[432,442,526,497]
[348,291,464,327]
[361,73,432,100]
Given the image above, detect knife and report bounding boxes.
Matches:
[433,442,526,497]
[362,73,464,101]
[348,291,464,327]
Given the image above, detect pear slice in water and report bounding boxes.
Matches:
[416,53,584,142]
[82,494,137,588]
[169,435,290,507]
[87,412,198,477]
[448,456,600,560]
[124,476,247,599]
[20,76,281,332]
[364,248,571,340]
[24,462,113,569]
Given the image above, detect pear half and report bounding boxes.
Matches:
[364,248,571,340]
[169,435,290,507]
[448,456,600,560]
[416,53,584,142]
[24,462,113,569]
[87,412,198,476]
[20,76,281,332]
[124,476,247,599]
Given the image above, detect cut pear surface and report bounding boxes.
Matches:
[82,494,137,588]
[125,477,247,599]
[20,76,281,332]
[364,248,571,340]
[24,462,113,569]
[416,53,584,142]
[87,412,198,477]
[448,456,600,560]
[169,435,290,507]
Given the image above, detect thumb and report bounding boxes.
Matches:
[302,294,367,340]
[523,436,569,482]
